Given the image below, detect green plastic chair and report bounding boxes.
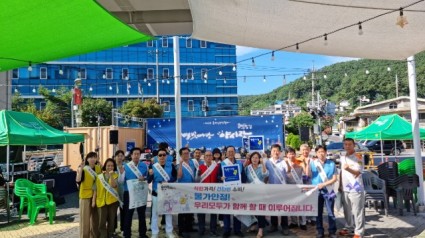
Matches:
[14,178,56,225]
[398,159,418,202]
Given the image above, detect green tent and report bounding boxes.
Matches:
[345,114,425,140]
[0,110,84,145]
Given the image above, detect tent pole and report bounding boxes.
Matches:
[407,55,424,205]
[380,139,384,163]
[6,144,10,222]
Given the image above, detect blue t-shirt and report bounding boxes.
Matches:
[123,161,148,191]
[310,159,337,186]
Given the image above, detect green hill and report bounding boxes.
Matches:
[239,51,425,115]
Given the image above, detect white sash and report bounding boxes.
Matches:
[247,165,263,184]
[128,161,143,178]
[315,160,334,194]
[200,162,217,183]
[267,158,286,184]
[223,158,232,166]
[192,159,200,170]
[287,161,303,185]
[84,166,97,180]
[99,174,123,207]
[153,163,170,182]
[182,161,195,180]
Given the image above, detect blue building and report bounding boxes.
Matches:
[11,37,238,118]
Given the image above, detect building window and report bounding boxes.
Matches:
[163,101,170,112]
[122,68,129,80]
[201,68,207,79]
[163,68,169,79]
[12,69,19,79]
[187,68,193,80]
[389,102,398,109]
[40,67,47,79]
[105,68,113,79]
[188,100,194,111]
[200,40,207,48]
[147,40,153,47]
[80,68,87,79]
[147,68,154,80]
[186,38,192,48]
[202,99,208,111]
[162,37,168,47]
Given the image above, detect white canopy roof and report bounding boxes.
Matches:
[189,0,425,60]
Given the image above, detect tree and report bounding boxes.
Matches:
[119,99,163,120]
[81,98,113,127]
[286,133,302,150]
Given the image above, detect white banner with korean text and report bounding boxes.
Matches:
[157,183,318,216]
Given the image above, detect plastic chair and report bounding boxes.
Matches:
[14,178,55,224]
[395,174,419,216]
[0,187,10,221]
[362,171,388,216]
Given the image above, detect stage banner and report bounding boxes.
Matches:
[127,180,149,209]
[157,183,318,216]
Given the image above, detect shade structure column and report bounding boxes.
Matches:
[407,55,424,205]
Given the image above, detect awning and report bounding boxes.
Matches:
[189,0,425,60]
[0,0,154,72]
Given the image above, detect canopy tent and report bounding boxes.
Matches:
[188,0,425,60]
[0,0,153,72]
[0,110,84,145]
[345,114,425,140]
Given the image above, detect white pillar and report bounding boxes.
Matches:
[407,55,424,205]
[173,36,182,158]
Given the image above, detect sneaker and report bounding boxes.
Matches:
[329,234,337,238]
[353,234,361,238]
[339,229,354,236]
[151,234,159,238]
[316,234,325,238]
[234,231,245,237]
[289,223,298,229]
[300,225,307,230]
[282,228,290,236]
[268,225,278,233]
[222,231,231,238]
[219,221,224,228]
[210,231,219,237]
[166,232,175,238]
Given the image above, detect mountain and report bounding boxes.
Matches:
[238,51,425,115]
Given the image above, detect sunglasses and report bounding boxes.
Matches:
[158,154,167,157]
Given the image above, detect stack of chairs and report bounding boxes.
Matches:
[378,162,399,208]
[362,171,388,216]
[394,174,419,216]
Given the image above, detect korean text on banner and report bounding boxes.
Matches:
[157,183,318,216]
[126,180,149,209]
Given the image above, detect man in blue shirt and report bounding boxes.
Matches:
[265,144,290,236]
[307,145,338,238]
[121,147,149,238]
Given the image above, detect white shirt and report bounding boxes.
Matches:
[341,153,364,192]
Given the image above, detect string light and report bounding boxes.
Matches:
[303,75,307,80]
[144,78,147,83]
[204,79,207,84]
[387,67,391,72]
[203,72,208,79]
[358,22,363,35]
[32,88,36,93]
[167,79,170,84]
[162,79,165,83]
[232,64,236,71]
[251,58,255,67]
[148,82,152,86]
[28,62,32,72]
[219,70,223,75]
[191,74,194,80]
[102,74,106,79]
[323,74,327,79]
[109,86,113,90]
[59,66,63,75]
[52,88,56,93]
[323,34,328,46]
[14,88,18,93]
[344,73,348,77]
[365,70,370,75]
[89,86,93,91]
[224,77,227,84]
[271,51,275,61]
[396,8,408,28]
[263,75,266,83]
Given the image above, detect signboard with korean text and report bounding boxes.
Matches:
[249,136,264,152]
[222,164,241,185]
[157,183,318,216]
[146,115,283,150]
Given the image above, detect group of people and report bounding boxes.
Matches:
[76,138,365,238]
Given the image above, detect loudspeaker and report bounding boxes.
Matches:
[300,127,310,141]
[109,130,119,144]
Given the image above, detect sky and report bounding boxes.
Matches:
[235,46,357,95]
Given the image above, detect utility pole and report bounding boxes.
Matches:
[395,74,399,97]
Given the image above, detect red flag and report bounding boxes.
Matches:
[73,88,83,105]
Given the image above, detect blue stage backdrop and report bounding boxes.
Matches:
[146,115,284,151]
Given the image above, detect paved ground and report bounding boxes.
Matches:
[1,192,425,238]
